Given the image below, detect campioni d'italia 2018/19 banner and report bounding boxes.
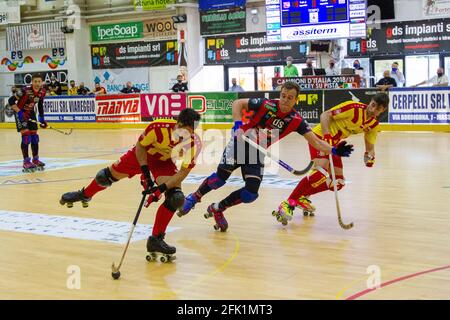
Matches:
[389,88,450,124]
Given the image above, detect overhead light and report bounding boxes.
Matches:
[172,14,187,23]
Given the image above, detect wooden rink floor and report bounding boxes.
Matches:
[0,128,449,300]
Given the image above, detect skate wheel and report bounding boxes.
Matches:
[309,212,315,217]
[67,203,73,208]
[272,211,277,217]
[282,220,288,226]
[146,255,152,262]
[213,224,219,231]
[204,213,211,219]
[59,199,65,206]
[82,202,89,208]
[176,211,184,217]
[303,211,309,217]
[111,271,121,280]
[160,256,167,263]
[169,255,176,262]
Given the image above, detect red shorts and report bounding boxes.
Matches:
[308,142,343,169]
[112,147,178,180]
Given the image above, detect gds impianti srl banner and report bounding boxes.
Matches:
[389,88,450,124]
[43,96,96,122]
[91,22,143,42]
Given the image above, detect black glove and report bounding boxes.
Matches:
[331,141,354,157]
[140,165,154,190]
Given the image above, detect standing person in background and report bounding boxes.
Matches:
[120,81,141,94]
[390,62,405,87]
[229,78,245,92]
[171,75,188,93]
[325,58,340,76]
[284,56,299,77]
[412,68,449,87]
[68,80,78,95]
[94,82,107,95]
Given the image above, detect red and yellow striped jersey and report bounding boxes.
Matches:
[138,119,202,169]
[313,101,380,145]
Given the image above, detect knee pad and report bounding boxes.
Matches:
[309,167,330,189]
[207,172,226,190]
[21,135,31,145]
[328,175,345,191]
[240,188,258,203]
[163,188,185,212]
[95,167,118,187]
[30,134,39,145]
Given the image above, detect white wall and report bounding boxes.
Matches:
[190,65,224,92]
[149,65,179,93]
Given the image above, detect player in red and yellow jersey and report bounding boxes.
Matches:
[60,108,201,260]
[274,93,389,223]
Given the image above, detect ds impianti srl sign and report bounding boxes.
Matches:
[91,22,143,42]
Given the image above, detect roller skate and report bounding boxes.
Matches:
[146,233,176,263]
[59,188,91,208]
[272,199,296,225]
[296,196,316,217]
[177,193,200,217]
[22,157,37,173]
[204,204,228,232]
[32,156,45,171]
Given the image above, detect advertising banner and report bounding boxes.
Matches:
[0,3,20,25]
[205,32,307,64]
[6,21,65,51]
[140,93,186,121]
[43,96,96,122]
[273,76,361,90]
[200,7,246,36]
[199,0,246,11]
[14,70,68,87]
[143,17,177,40]
[93,68,149,94]
[423,0,450,17]
[324,88,388,123]
[91,40,177,69]
[347,18,450,57]
[134,0,175,11]
[95,94,141,123]
[389,88,450,124]
[188,92,237,123]
[91,22,143,42]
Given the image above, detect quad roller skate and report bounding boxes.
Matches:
[177,193,200,217]
[22,157,37,173]
[296,196,316,217]
[272,199,296,225]
[32,156,45,171]
[204,204,228,232]
[59,188,91,208]
[146,233,176,263]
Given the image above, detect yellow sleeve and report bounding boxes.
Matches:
[364,128,378,145]
[138,125,157,148]
[329,102,359,121]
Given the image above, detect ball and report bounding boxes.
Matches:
[111,271,121,280]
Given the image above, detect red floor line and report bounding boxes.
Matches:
[346,265,450,300]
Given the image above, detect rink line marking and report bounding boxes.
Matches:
[344,265,450,300]
[153,232,241,300]
[0,176,94,187]
[0,210,179,244]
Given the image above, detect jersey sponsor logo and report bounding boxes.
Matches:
[264,101,277,112]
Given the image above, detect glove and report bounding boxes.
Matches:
[38,115,48,129]
[143,183,167,208]
[231,120,243,137]
[331,141,354,157]
[17,110,24,122]
[323,133,340,147]
[140,165,154,190]
[364,152,375,167]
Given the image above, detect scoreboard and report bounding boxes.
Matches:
[266,0,367,42]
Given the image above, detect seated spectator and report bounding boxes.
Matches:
[47,75,62,95]
[171,75,188,92]
[229,78,244,92]
[120,81,141,94]
[94,82,107,95]
[412,68,449,87]
[77,82,90,95]
[68,80,78,95]
[376,70,397,91]
[325,58,340,76]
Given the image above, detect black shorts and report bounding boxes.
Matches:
[218,137,265,179]
[14,112,38,132]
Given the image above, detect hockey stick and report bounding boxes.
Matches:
[111,191,148,280]
[328,154,354,230]
[241,134,314,176]
[29,120,73,136]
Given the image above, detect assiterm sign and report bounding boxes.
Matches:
[91,22,143,42]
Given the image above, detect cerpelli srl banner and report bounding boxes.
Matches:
[43,96,96,122]
[389,88,450,124]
